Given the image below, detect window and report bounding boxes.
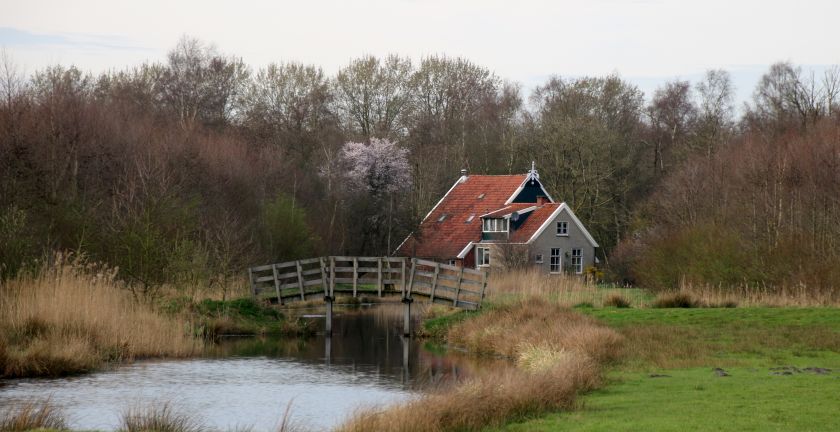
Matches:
[476,247,490,267]
[571,248,583,274]
[477,193,485,200]
[466,214,475,223]
[448,259,457,266]
[556,221,568,236]
[437,213,448,222]
[482,218,508,232]
[535,254,544,264]
[550,248,561,273]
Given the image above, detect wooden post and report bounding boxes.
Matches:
[430,263,440,302]
[400,258,406,296]
[247,268,256,298]
[325,296,333,335]
[352,257,358,298]
[296,260,305,301]
[272,264,283,305]
[453,266,464,307]
[319,257,328,296]
[377,257,383,298]
[406,259,416,299]
[402,297,413,336]
[479,271,488,308]
[329,256,336,298]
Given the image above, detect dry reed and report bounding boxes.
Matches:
[121,402,205,432]
[337,354,598,432]
[674,280,840,307]
[486,269,647,308]
[0,255,203,377]
[337,297,623,432]
[0,399,67,431]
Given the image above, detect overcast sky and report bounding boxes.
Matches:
[2,0,839,106]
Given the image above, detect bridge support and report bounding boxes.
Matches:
[324,295,334,335]
[402,297,413,336]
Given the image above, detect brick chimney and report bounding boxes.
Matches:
[536,195,549,206]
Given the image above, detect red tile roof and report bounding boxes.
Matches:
[509,203,561,242]
[396,175,527,259]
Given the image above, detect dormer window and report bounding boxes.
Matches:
[556,221,568,236]
[483,218,508,232]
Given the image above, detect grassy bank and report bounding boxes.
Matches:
[493,306,840,431]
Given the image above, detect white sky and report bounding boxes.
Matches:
[2,0,839,105]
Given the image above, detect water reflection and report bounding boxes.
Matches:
[0,305,501,431]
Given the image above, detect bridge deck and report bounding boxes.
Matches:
[248,257,487,310]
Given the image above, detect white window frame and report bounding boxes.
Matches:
[571,248,583,274]
[476,246,491,267]
[535,254,544,264]
[556,221,568,236]
[550,248,562,274]
[482,218,509,233]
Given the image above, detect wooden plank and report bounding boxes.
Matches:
[355,257,380,262]
[354,266,381,273]
[297,257,321,265]
[413,258,439,267]
[249,264,276,272]
[377,257,383,297]
[296,261,305,300]
[453,266,464,307]
[353,257,358,298]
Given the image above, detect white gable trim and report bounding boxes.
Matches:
[504,176,555,205]
[525,203,599,247]
[456,241,475,259]
[393,230,413,255]
[421,175,466,222]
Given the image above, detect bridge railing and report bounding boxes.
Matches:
[247,256,487,310]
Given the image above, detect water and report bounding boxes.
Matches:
[0,304,492,431]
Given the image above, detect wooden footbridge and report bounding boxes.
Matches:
[248,257,488,335]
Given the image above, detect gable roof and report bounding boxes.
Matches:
[396,174,528,259]
[511,202,599,247]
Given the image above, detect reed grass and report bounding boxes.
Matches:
[0,254,203,378]
[337,297,622,432]
[486,269,650,308]
[0,399,67,431]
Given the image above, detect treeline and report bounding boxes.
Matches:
[1,37,839,291]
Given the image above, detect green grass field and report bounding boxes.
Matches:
[489,306,840,431]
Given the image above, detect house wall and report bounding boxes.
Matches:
[528,207,596,274]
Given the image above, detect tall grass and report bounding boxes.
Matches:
[0,255,203,378]
[0,399,66,431]
[674,280,840,307]
[487,269,650,307]
[337,297,623,431]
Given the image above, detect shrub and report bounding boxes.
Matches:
[652,291,701,308]
[603,293,632,308]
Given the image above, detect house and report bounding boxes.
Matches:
[395,163,599,274]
